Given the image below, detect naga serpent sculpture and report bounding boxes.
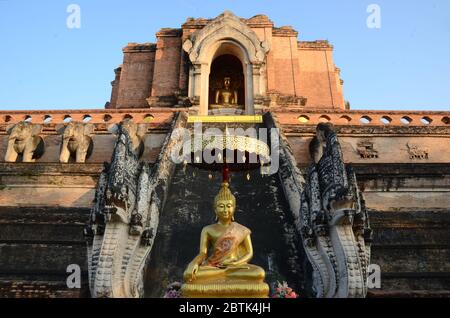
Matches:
[299,123,372,298]
[84,113,186,298]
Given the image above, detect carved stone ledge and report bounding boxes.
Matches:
[0,162,104,175]
[281,125,450,136]
[146,96,178,107]
[267,91,307,107]
[299,40,334,50]
[272,26,299,37]
[123,43,157,53]
[156,28,182,37]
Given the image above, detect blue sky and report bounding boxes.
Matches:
[0,0,449,111]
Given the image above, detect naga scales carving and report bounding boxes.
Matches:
[85,113,186,298]
[300,123,372,298]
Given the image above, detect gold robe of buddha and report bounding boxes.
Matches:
[214,77,238,106]
[181,182,269,298]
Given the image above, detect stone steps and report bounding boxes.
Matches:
[369,209,450,296]
[0,280,89,298]
[0,206,90,297]
[368,290,450,298]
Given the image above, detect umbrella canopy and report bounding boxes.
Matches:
[182,134,271,174]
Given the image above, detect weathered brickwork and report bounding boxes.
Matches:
[114,43,156,109]
[1,12,449,298]
[150,30,183,103]
[110,13,345,110]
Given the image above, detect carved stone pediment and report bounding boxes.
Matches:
[183,10,270,65]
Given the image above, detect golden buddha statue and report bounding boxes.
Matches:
[214,77,238,106]
[181,182,269,298]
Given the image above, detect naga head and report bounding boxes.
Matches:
[108,119,147,158]
[309,123,335,164]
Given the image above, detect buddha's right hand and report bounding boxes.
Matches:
[186,263,199,282]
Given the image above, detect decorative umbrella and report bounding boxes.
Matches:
[182,132,271,182]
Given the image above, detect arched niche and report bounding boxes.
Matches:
[183,11,270,115]
[209,54,245,111]
[204,40,252,114]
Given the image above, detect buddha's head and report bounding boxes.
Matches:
[214,182,236,222]
[223,77,231,89]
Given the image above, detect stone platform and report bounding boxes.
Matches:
[181,281,270,298]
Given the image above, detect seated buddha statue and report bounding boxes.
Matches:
[214,77,238,106]
[181,182,269,298]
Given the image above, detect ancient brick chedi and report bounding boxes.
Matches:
[0,11,449,298]
[107,11,345,112]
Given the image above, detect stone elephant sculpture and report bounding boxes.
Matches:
[108,119,147,158]
[5,122,44,163]
[57,122,95,163]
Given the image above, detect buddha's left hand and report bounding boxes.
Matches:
[219,260,239,267]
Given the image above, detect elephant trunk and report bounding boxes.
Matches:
[60,138,71,163]
[8,132,18,141]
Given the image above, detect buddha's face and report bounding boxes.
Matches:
[224,77,231,89]
[215,199,235,221]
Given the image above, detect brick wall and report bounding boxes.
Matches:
[270,36,302,96]
[115,44,156,108]
[110,15,346,110]
[298,44,345,109]
[150,30,182,103]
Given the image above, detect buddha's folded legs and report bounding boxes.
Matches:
[185,264,265,283]
[184,266,227,283]
[224,264,265,281]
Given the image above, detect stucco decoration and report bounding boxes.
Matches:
[85,113,186,298]
[183,11,270,115]
[57,122,94,163]
[107,118,147,158]
[5,122,44,163]
[183,10,269,65]
[300,123,372,298]
[406,143,429,160]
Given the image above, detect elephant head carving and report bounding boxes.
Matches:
[5,122,44,162]
[57,122,95,163]
[108,119,147,158]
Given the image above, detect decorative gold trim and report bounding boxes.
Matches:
[181,282,270,298]
[187,135,270,159]
[187,115,263,123]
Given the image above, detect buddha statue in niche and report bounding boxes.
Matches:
[181,182,269,298]
[214,77,238,106]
